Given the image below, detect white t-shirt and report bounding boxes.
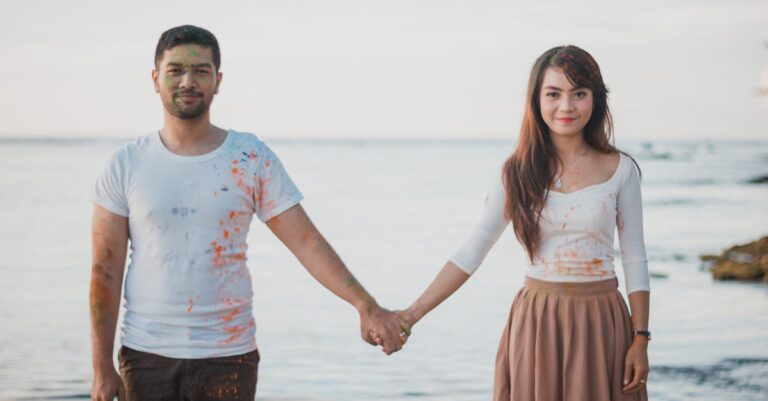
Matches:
[91,130,303,358]
[451,153,650,295]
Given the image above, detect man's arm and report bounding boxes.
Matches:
[90,205,128,401]
[266,204,408,354]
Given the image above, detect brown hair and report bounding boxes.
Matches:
[502,45,621,261]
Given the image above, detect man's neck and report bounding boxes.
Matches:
[159,114,228,156]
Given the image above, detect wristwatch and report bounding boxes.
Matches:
[632,330,651,341]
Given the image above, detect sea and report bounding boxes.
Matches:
[0,137,766,401]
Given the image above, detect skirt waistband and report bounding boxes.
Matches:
[523,276,618,296]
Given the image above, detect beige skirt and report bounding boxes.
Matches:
[493,276,648,401]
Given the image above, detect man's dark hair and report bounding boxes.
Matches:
[155,25,221,71]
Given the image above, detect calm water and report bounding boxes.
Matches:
[0,138,766,401]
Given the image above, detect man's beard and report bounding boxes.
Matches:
[166,92,210,120]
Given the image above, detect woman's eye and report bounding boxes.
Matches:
[546,92,559,98]
[574,91,587,98]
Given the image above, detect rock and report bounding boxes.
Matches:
[747,175,768,184]
[705,236,768,283]
[711,260,764,281]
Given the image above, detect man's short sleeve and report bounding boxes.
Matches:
[254,146,303,222]
[91,149,129,217]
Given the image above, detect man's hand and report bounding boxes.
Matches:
[91,367,126,401]
[360,304,411,355]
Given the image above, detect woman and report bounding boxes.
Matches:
[394,46,650,400]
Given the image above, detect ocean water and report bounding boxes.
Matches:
[0,137,766,401]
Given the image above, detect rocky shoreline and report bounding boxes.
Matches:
[701,236,768,283]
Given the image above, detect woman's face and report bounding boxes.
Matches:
[539,67,593,138]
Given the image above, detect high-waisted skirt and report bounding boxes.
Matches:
[493,276,648,401]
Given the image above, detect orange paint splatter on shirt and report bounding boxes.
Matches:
[221,308,240,322]
[229,211,236,219]
[223,230,229,239]
[221,320,255,345]
[187,298,194,313]
[210,241,224,258]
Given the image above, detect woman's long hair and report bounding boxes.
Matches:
[503,45,620,262]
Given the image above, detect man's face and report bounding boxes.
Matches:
[152,44,222,120]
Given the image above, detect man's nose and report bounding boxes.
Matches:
[179,71,196,88]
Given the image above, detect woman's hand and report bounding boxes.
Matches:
[369,308,413,354]
[622,337,649,394]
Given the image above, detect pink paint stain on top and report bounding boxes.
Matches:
[617,212,626,233]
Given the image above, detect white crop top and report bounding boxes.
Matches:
[451,153,650,294]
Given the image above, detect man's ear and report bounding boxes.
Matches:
[151,69,160,93]
[214,71,223,95]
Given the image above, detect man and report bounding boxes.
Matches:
[90,25,408,401]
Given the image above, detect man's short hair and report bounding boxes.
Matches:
[155,25,221,71]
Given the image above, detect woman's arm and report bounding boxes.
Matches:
[616,157,651,394]
[400,174,509,329]
[623,290,650,394]
[398,262,470,326]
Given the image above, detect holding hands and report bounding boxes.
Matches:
[359,304,412,354]
[367,262,472,355]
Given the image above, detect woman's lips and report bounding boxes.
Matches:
[556,117,576,124]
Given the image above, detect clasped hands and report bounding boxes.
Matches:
[358,304,414,355]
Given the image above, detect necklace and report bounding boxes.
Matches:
[554,148,590,189]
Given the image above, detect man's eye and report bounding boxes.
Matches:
[196,69,210,74]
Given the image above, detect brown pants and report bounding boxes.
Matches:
[118,346,259,401]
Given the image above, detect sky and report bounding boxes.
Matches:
[1,0,767,140]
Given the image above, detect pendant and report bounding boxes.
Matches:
[555,178,563,189]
